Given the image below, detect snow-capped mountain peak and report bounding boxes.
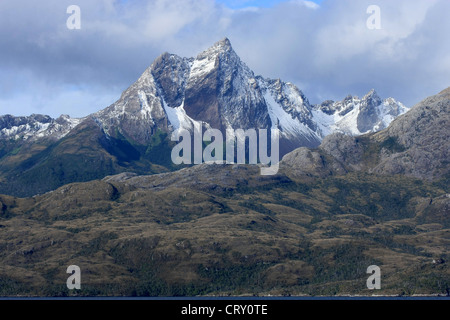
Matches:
[0,114,83,141]
[0,38,409,159]
[312,89,409,137]
[71,39,410,154]
[196,37,234,60]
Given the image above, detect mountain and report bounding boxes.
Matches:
[0,38,408,197]
[313,89,408,137]
[91,38,406,152]
[0,114,82,142]
[0,88,447,297]
[91,38,322,154]
[281,87,450,183]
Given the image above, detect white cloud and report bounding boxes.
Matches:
[0,0,448,117]
[297,1,320,9]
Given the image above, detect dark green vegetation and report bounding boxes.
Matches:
[0,167,448,297]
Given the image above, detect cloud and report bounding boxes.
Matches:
[0,0,448,117]
[223,0,446,105]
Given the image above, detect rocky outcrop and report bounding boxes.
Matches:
[372,87,450,180]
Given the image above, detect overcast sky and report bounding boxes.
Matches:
[0,0,449,118]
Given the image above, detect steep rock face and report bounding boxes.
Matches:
[151,52,192,109]
[184,38,271,131]
[357,89,383,133]
[261,78,321,149]
[92,66,172,145]
[372,87,450,179]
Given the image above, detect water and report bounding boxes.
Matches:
[0,295,448,300]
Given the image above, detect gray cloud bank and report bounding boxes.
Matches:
[0,0,449,117]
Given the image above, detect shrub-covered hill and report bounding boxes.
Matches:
[0,165,448,297]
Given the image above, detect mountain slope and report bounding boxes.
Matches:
[281,87,450,182]
[0,118,172,197]
[371,87,450,180]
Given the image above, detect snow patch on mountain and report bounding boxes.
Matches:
[138,90,155,121]
[162,100,198,131]
[264,90,314,138]
[190,56,216,80]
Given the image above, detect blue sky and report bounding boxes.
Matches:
[217,0,322,9]
[0,0,449,118]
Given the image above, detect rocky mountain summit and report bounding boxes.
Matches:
[0,38,410,196]
[91,38,407,153]
[91,38,322,153]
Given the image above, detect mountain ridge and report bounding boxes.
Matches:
[281,86,450,182]
[0,38,410,197]
[1,38,407,146]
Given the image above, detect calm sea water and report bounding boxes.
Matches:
[0,296,448,300]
